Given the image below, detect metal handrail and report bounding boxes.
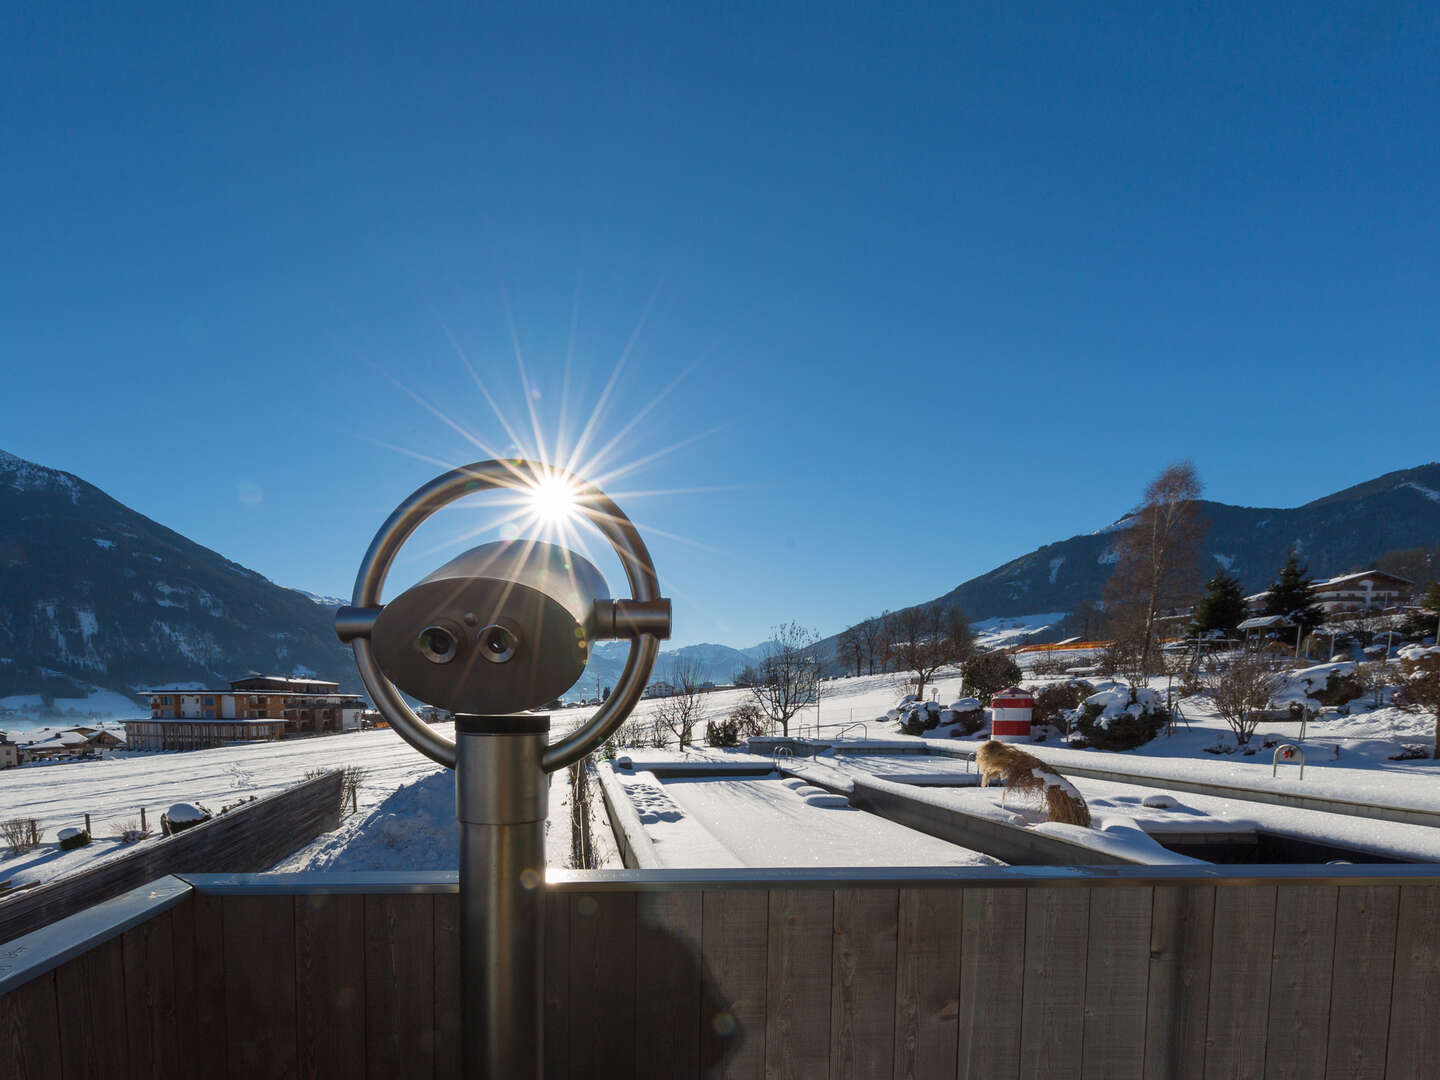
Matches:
[835,721,869,741]
[1273,743,1305,780]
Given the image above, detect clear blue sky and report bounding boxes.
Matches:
[4,3,1437,648]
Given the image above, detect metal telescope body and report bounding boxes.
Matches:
[334,460,670,1080]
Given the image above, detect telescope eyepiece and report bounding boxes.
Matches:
[478,624,519,664]
[416,623,460,665]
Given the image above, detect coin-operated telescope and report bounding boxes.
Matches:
[334,460,670,1080]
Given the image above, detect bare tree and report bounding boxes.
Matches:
[1103,461,1208,679]
[750,622,820,737]
[892,604,973,701]
[653,655,707,749]
[1207,655,1283,745]
[857,617,881,675]
[1397,652,1440,758]
[1354,660,1391,710]
[836,625,864,677]
[876,611,896,673]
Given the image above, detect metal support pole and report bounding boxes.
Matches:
[455,715,550,1080]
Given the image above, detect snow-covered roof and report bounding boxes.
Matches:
[1238,615,1293,630]
[1315,570,1413,589]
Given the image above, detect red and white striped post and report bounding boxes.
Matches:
[990,687,1034,742]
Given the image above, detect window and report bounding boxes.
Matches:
[204,696,215,706]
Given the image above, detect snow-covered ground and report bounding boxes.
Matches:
[5,663,1438,886]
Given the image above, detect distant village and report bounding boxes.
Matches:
[0,674,371,767]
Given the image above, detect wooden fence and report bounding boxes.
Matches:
[0,771,343,944]
[4,865,1440,1079]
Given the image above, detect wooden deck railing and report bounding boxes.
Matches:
[0,770,344,945]
[3,864,1439,1079]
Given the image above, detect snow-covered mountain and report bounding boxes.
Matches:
[0,449,360,716]
[818,462,1440,663]
[577,639,775,698]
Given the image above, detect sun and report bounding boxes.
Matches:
[528,474,580,525]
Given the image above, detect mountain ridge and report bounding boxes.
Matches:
[818,462,1440,664]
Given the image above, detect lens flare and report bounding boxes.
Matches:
[529,474,579,525]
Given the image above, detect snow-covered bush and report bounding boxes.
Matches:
[58,827,90,851]
[120,817,150,843]
[887,698,984,737]
[706,702,767,747]
[161,802,211,836]
[1272,661,1360,710]
[1031,679,1094,734]
[1073,686,1168,750]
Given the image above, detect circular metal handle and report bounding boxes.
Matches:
[344,459,666,773]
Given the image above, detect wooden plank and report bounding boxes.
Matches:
[1145,885,1214,1080]
[765,888,833,1079]
[635,890,703,1080]
[1264,885,1338,1080]
[192,891,229,1060]
[569,891,637,1076]
[1385,884,1440,1078]
[0,970,62,1080]
[169,895,200,1073]
[957,886,1025,1080]
[893,887,962,1080]
[830,887,897,1080]
[1324,886,1398,1080]
[1018,887,1089,1080]
[122,907,181,1079]
[700,888,768,1079]
[545,890,570,1078]
[54,935,130,1079]
[1202,885,1276,1080]
[223,894,297,1079]
[1081,886,1151,1080]
[434,892,460,1080]
[295,892,366,1080]
[364,893,435,1079]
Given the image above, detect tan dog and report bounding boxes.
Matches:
[975,739,1092,827]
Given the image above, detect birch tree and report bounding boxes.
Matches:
[1103,461,1208,679]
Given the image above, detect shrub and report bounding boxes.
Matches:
[705,718,740,747]
[1073,686,1169,750]
[58,828,90,851]
[1208,656,1284,745]
[1,817,41,854]
[1031,680,1094,734]
[962,652,1023,704]
[161,803,212,836]
[341,764,367,815]
[120,817,151,843]
[1314,670,1364,707]
[706,703,768,747]
[1027,650,1072,676]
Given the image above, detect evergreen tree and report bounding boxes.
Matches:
[1425,580,1440,613]
[1264,551,1324,632]
[1191,569,1247,637]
